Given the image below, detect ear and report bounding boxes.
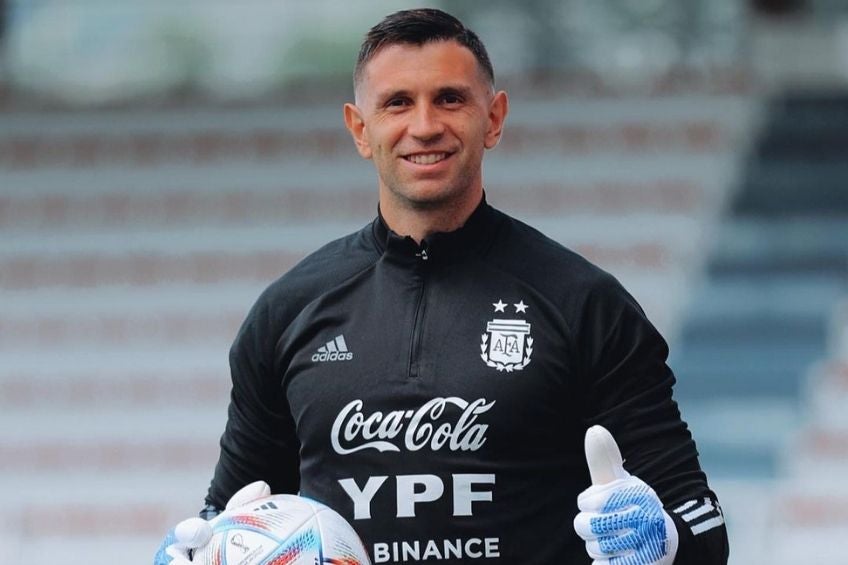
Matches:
[484,90,509,150]
[343,103,372,159]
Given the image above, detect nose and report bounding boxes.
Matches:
[408,103,445,142]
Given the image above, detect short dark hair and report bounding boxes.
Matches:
[354,8,494,90]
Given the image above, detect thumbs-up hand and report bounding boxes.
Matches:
[573,426,678,565]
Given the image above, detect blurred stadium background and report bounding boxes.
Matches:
[0,0,846,563]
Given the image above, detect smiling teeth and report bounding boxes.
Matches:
[407,153,447,165]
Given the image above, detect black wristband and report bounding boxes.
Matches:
[198,503,222,521]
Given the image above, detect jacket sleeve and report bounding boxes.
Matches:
[578,272,729,564]
[204,292,301,511]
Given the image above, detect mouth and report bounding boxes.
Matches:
[402,152,452,165]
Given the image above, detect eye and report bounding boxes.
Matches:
[440,93,463,105]
[385,97,410,109]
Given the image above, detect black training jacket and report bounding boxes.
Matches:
[205,198,729,564]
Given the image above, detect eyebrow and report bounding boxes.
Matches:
[436,85,474,99]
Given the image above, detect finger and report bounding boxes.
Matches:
[585,425,629,486]
[584,538,611,561]
[585,533,639,562]
[575,505,642,539]
[573,510,601,540]
[226,480,272,510]
[174,517,213,549]
[165,544,192,562]
[598,529,641,555]
[164,548,194,565]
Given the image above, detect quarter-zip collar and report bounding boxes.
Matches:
[372,194,501,265]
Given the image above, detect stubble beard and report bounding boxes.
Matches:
[383,166,478,213]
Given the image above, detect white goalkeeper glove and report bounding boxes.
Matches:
[154,481,272,564]
[573,426,679,565]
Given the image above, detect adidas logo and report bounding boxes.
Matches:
[312,335,353,362]
[253,501,279,511]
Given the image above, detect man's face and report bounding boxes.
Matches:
[344,40,507,212]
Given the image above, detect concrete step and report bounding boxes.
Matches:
[680,275,844,323]
[734,163,848,216]
[707,218,848,276]
[0,367,231,410]
[0,470,217,541]
[680,398,799,479]
[766,478,848,564]
[0,406,226,442]
[0,179,713,234]
[673,342,823,398]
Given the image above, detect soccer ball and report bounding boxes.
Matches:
[191,494,371,565]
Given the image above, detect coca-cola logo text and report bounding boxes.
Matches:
[330,397,495,455]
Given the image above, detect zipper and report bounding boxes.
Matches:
[407,243,429,379]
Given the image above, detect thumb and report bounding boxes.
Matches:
[174,517,213,550]
[584,425,630,485]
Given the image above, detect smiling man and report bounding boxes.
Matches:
[155,8,728,565]
[343,35,507,242]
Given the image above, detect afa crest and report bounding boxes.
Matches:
[480,300,533,372]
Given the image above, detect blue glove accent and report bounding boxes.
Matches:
[590,483,668,565]
[153,528,178,565]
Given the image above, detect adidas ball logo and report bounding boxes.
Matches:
[312,335,353,362]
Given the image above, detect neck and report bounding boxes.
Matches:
[379,189,483,243]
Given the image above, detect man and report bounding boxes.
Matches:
[156,8,728,564]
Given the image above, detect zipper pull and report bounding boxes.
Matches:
[416,246,429,261]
